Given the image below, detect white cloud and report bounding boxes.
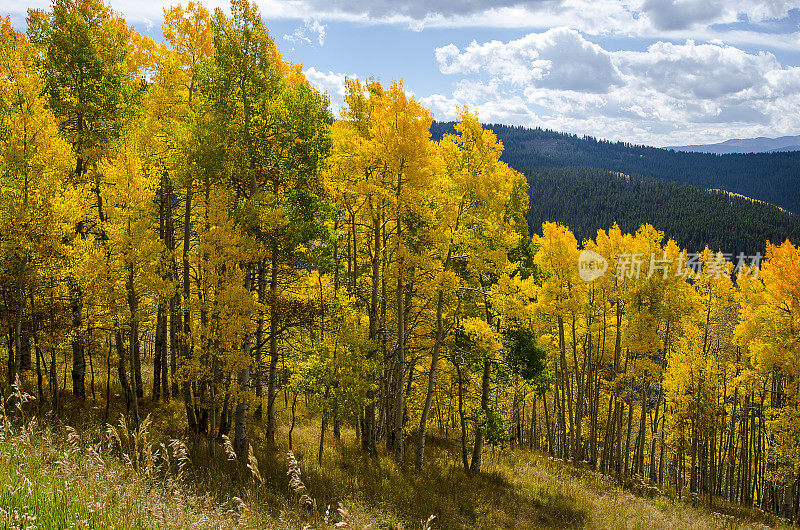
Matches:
[431,31,800,145]
[284,0,800,33]
[436,28,622,93]
[10,0,800,39]
[615,41,787,100]
[297,0,551,19]
[283,19,326,46]
[638,0,728,31]
[634,0,800,31]
[304,67,351,117]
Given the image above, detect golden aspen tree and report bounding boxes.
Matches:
[27,0,131,399]
[326,76,387,455]
[192,186,258,457]
[157,0,214,418]
[736,240,800,511]
[622,225,673,479]
[0,18,75,402]
[198,0,332,455]
[585,224,631,473]
[76,135,168,427]
[328,77,436,462]
[532,222,583,460]
[424,111,528,472]
[369,81,435,464]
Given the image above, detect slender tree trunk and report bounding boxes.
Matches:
[254,261,265,419]
[10,272,25,405]
[659,411,666,486]
[127,267,143,401]
[170,294,178,398]
[129,326,140,430]
[530,397,538,450]
[362,213,381,456]
[125,266,141,429]
[637,380,649,476]
[234,362,250,457]
[167,177,178,399]
[209,368,216,459]
[219,389,231,438]
[571,315,583,463]
[471,359,491,474]
[416,287,445,469]
[557,317,570,458]
[318,410,327,465]
[153,303,165,401]
[394,255,406,464]
[455,359,469,472]
[182,184,196,431]
[154,176,166,402]
[616,400,624,478]
[70,281,85,399]
[624,391,634,478]
[288,392,297,451]
[6,328,12,392]
[234,270,253,457]
[160,314,169,401]
[87,330,95,400]
[50,338,58,414]
[544,393,554,455]
[33,333,44,403]
[116,332,130,413]
[266,247,280,444]
[104,341,112,424]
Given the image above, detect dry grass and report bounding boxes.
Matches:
[0,417,250,528]
[3,368,790,530]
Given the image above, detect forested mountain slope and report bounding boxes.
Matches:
[431,122,800,214]
[524,167,800,255]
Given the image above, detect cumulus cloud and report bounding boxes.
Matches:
[635,0,800,31]
[289,0,800,30]
[431,31,800,144]
[639,0,726,31]
[436,28,623,93]
[615,41,786,100]
[304,67,351,117]
[10,0,800,40]
[8,0,800,144]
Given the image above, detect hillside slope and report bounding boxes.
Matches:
[431,122,800,214]
[524,167,800,255]
[0,408,786,530]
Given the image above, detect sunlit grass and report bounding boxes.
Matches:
[3,368,788,529]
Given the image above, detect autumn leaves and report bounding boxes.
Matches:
[2,0,800,517]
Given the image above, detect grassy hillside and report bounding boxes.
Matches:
[1,372,787,529]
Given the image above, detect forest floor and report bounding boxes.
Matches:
[0,371,789,529]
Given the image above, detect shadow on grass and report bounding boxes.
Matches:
[19,372,586,529]
[251,432,588,529]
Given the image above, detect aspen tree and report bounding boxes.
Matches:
[0,19,74,401]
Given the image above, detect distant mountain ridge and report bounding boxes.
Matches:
[667,135,800,154]
[430,122,800,214]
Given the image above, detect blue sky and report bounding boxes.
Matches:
[8,0,800,146]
